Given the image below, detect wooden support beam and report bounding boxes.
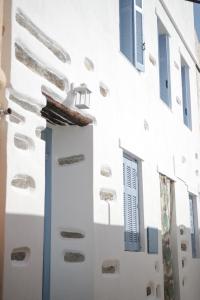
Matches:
[41,91,93,127]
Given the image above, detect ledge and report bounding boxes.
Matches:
[41,91,93,127]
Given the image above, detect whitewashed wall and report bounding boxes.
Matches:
[1,0,200,300]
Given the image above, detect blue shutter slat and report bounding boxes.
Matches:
[189,196,196,257]
[134,1,144,71]
[136,0,142,8]
[123,156,140,251]
[158,34,171,106]
[181,65,192,129]
[120,0,134,63]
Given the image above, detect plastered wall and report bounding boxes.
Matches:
[1,0,200,300]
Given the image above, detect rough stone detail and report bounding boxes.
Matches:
[99,82,109,97]
[14,133,34,150]
[15,41,68,90]
[11,174,35,189]
[11,247,30,262]
[35,126,45,138]
[84,57,94,71]
[9,111,25,124]
[174,61,180,70]
[102,260,119,274]
[16,8,71,64]
[100,165,112,177]
[41,85,63,103]
[181,241,187,251]
[9,88,42,115]
[149,54,156,66]
[100,188,116,201]
[64,252,85,263]
[60,231,84,239]
[58,154,85,166]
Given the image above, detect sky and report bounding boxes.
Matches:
[194,3,200,40]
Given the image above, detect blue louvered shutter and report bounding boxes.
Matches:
[134,0,144,71]
[158,34,171,106]
[181,64,192,129]
[120,0,134,63]
[123,155,140,251]
[189,195,196,257]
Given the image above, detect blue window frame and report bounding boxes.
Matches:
[181,58,192,129]
[120,0,144,71]
[123,154,140,251]
[189,193,198,258]
[158,19,171,107]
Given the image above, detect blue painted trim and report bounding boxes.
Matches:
[42,128,52,300]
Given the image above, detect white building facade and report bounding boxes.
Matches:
[1,0,200,300]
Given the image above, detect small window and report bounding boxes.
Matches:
[158,19,171,107]
[181,58,192,129]
[189,193,199,258]
[123,153,141,251]
[119,0,144,71]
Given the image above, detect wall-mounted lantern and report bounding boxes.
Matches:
[74,83,91,109]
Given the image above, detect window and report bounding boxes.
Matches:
[158,19,171,107]
[119,0,144,71]
[189,193,199,258]
[181,58,192,129]
[123,154,140,251]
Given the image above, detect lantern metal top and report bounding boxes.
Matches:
[74,83,91,95]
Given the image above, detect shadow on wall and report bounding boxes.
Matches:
[3,209,200,300]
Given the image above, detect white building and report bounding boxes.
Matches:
[1,0,200,300]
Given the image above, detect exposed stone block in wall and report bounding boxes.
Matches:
[102,260,119,274]
[15,41,69,91]
[9,110,25,124]
[100,188,116,201]
[144,119,149,131]
[60,231,84,239]
[179,225,186,236]
[154,261,160,272]
[174,61,180,70]
[58,154,85,166]
[146,282,155,297]
[11,247,30,264]
[14,133,34,150]
[64,251,85,263]
[9,88,42,115]
[181,241,187,251]
[99,82,109,97]
[176,96,181,105]
[41,85,63,103]
[182,257,187,268]
[16,8,71,64]
[11,174,35,189]
[84,57,94,71]
[100,165,112,177]
[149,54,156,66]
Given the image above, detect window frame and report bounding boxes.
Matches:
[189,193,200,258]
[123,152,144,252]
[157,18,171,107]
[119,0,145,71]
[181,57,192,130]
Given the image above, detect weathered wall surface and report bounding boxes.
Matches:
[1,0,200,300]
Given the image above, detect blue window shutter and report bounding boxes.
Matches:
[120,0,134,63]
[158,34,171,106]
[134,0,144,71]
[181,65,192,129]
[189,195,196,257]
[123,155,140,251]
